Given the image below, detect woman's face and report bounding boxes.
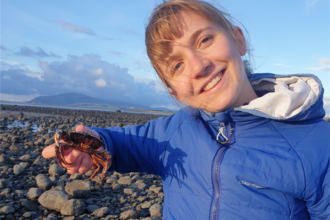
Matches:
[160,12,256,113]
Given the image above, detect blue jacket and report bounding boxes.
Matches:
[91,73,330,220]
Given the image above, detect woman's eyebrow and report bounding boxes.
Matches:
[189,27,213,44]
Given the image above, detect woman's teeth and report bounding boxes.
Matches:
[203,72,223,92]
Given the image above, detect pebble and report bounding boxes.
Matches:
[21,200,39,211]
[38,189,72,212]
[149,204,163,217]
[60,199,85,216]
[13,164,24,175]
[0,205,15,214]
[49,163,66,175]
[92,207,110,217]
[119,209,138,219]
[65,180,91,198]
[36,174,53,190]
[118,176,132,185]
[86,204,99,213]
[27,187,44,200]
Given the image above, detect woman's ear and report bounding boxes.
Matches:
[233,27,247,56]
[169,89,181,100]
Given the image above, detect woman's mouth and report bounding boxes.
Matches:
[202,70,224,92]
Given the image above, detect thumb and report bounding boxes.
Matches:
[75,124,100,140]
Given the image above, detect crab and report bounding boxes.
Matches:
[54,130,112,183]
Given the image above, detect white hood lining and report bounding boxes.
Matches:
[240,76,320,119]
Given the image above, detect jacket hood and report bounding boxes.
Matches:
[200,73,325,123]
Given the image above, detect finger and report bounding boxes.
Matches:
[75,125,100,139]
[78,153,95,174]
[42,144,56,159]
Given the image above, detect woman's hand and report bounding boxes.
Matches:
[42,125,104,175]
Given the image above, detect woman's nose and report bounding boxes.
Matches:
[188,51,210,78]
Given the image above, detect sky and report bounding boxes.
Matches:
[0,0,329,113]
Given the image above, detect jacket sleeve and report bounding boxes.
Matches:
[89,115,176,176]
[298,120,330,219]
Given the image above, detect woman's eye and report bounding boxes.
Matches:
[173,63,182,72]
[200,36,212,46]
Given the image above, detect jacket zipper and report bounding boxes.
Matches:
[210,122,232,220]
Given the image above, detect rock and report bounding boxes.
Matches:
[49,163,66,175]
[27,187,44,200]
[118,176,132,185]
[38,189,71,212]
[0,205,15,214]
[22,212,37,218]
[119,209,138,219]
[36,174,53,190]
[106,176,118,184]
[69,173,82,180]
[21,200,39,211]
[44,138,55,145]
[0,154,11,164]
[9,144,20,152]
[129,182,147,190]
[149,204,163,217]
[0,142,10,149]
[86,204,99,213]
[0,188,11,196]
[141,201,152,209]
[60,199,85,216]
[141,218,162,220]
[33,156,47,166]
[92,207,110,217]
[65,180,91,198]
[13,164,24,175]
[19,161,30,169]
[0,179,12,189]
[112,184,122,190]
[149,185,163,193]
[123,188,135,195]
[19,154,31,161]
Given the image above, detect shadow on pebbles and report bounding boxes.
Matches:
[0,105,168,220]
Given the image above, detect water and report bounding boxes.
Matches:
[5,120,57,133]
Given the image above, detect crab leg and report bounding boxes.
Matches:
[59,143,73,166]
[84,154,102,182]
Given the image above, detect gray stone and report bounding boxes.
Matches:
[112,184,122,190]
[129,182,147,190]
[49,163,66,175]
[123,188,135,195]
[149,204,163,217]
[69,173,82,180]
[33,156,47,166]
[21,200,39,211]
[9,143,21,152]
[92,207,110,217]
[38,190,71,212]
[0,188,11,196]
[27,187,44,200]
[0,205,15,214]
[19,154,31,161]
[106,176,118,184]
[141,218,162,220]
[60,199,85,216]
[36,174,53,190]
[65,180,91,198]
[118,176,132,185]
[149,185,163,193]
[119,209,138,219]
[86,204,99,213]
[13,164,24,175]
[141,201,152,209]
[19,161,30,169]
[22,212,37,218]
[0,179,12,188]
[0,154,11,164]
[44,138,55,145]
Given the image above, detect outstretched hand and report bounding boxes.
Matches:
[42,125,104,175]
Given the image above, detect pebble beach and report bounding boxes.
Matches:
[0,104,167,220]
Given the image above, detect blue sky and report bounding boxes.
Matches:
[1,0,329,112]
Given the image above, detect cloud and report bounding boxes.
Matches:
[305,0,321,8]
[323,97,330,117]
[47,20,113,40]
[108,50,125,56]
[0,93,40,102]
[0,54,175,108]
[15,46,61,58]
[307,58,330,72]
[119,27,140,37]
[275,63,291,67]
[0,46,8,51]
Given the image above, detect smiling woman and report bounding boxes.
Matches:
[41,0,330,219]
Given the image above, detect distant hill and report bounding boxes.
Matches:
[28,93,173,111]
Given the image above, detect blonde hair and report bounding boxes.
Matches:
[145,0,253,101]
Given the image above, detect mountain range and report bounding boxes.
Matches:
[28,93,173,112]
